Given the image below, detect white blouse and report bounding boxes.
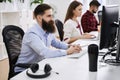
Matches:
[63,19,83,40]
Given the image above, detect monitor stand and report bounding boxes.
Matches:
[100,22,120,66]
[104,59,120,66]
[100,46,120,66]
[101,46,117,60]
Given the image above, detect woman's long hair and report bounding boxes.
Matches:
[64,1,82,23]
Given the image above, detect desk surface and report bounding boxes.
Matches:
[10,39,120,80]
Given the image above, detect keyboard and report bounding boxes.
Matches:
[68,38,99,59]
[72,39,98,47]
[89,31,99,38]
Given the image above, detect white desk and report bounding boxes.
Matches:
[10,39,120,80]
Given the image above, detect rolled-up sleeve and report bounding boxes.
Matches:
[27,33,67,58]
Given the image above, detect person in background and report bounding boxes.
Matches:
[64,1,93,44]
[81,0,101,33]
[15,4,81,72]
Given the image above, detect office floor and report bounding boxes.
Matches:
[0,58,9,80]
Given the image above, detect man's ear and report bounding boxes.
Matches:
[92,5,96,9]
[36,15,42,21]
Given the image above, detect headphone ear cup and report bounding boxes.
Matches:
[30,63,39,73]
[44,64,52,74]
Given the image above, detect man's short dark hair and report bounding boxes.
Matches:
[89,0,101,7]
[34,4,52,18]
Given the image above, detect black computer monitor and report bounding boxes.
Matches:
[99,5,120,65]
[99,5,119,50]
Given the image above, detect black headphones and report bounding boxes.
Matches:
[26,63,52,78]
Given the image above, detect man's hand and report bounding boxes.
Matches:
[67,44,82,55]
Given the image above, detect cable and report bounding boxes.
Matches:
[101,46,117,61]
[36,70,59,75]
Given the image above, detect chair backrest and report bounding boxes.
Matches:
[98,10,102,24]
[2,25,24,79]
[55,19,64,41]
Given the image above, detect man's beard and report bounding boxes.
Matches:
[42,19,56,33]
[92,10,96,13]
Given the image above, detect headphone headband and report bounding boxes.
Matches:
[26,63,52,78]
[26,70,51,78]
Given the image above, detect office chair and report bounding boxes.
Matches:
[2,25,25,79]
[98,10,102,24]
[55,19,64,41]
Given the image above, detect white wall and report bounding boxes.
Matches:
[44,0,71,22]
[106,0,120,16]
[43,0,92,22]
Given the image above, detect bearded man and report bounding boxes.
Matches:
[15,4,81,73]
